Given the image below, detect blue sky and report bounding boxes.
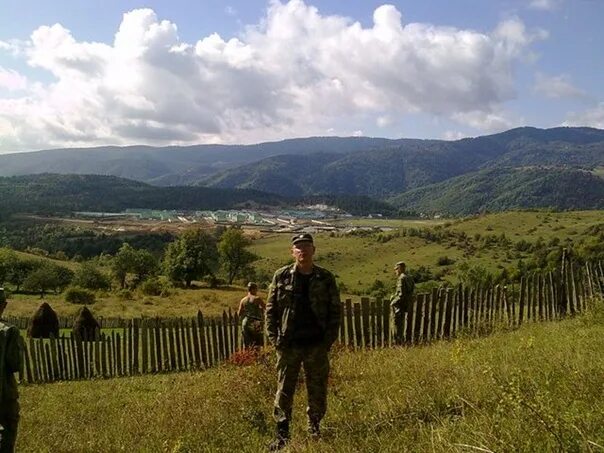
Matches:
[0,0,602,152]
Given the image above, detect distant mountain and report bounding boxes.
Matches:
[203,127,604,197]
[390,167,604,215]
[1,127,603,216]
[0,174,397,218]
[0,174,285,216]
[0,137,395,185]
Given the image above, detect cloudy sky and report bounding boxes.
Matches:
[0,0,602,153]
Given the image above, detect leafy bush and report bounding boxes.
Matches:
[64,287,96,305]
[72,262,111,291]
[139,277,172,297]
[436,256,455,266]
[367,279,389,299]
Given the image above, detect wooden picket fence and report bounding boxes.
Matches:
[9,258,604,385]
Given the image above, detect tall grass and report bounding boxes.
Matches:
[17,302,604,452]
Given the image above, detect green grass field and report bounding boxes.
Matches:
[5,285,253,319]
[17,301,604,452]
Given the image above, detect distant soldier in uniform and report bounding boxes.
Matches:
[238,282,265,348]
[0,288,23,453]
[266,233,341,451]
[390,261,415,345]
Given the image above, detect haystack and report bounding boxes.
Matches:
[27,302,60,338]
[72,306,100,341]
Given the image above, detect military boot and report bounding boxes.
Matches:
[268,420,289,451]
[307,417,321,438]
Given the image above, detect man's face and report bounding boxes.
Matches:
[394,265,404,276]
[292,241,315,265]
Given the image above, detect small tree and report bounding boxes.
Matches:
[0,248,17,286]
[23,263,73,297]
[218,227,258,284]
[7,258,39,292]
[111,243,137,289]
[73,262,112,291]
[132,249,158,286]
[111,243,157,289]
[457,262,494,287]
[163,229,219,287]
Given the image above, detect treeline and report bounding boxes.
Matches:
[0,227,259,302]
[0,220,174,259]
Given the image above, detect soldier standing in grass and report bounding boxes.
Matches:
[0,288,23,453]
[266,233,341,451]
[390,261,415,345]
[238,282,265,348]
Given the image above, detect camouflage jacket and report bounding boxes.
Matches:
[266,263,341,348]
[0,321,23,401]
[390,273,415,312]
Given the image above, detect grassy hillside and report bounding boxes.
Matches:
[250,210,604,294]
[18,302,604,452]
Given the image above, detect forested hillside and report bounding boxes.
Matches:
[203,127,604,199]
[0,174,397,218]
[0,174,285,216]
[390,167,604,215]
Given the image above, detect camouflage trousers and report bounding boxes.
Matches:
[392,306,406,345]
[0,399,19,453]
[273,344,330,424]
[242,318,264,348]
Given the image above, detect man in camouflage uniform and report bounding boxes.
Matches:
[390,261,415,345]
[0,289,22,453]
[266,233,341,450]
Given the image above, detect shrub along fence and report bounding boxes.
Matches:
[8,258,604,384]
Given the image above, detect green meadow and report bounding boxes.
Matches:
[17,301,604,452]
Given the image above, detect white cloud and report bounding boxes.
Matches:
[0,2,544,151]
[564,103,604,129]
[443,130,468,141]
[452,110,518,132]
[528,0,559,11]
[352,130,364,137]
[0,67,28,91]
[376,115,392,128]
[534,73,586,99]
[225,6,237,16]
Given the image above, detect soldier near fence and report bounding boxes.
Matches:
[0,288,23,453]
[237,282,266,348]
[390,261,415,345]
[266,233,341,451]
